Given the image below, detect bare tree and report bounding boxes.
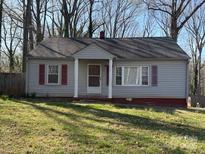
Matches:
[142,11,155,37]
[186,4,205,96]
[101,0,140,38]
[1,16,22,72]
[70,0,89,37]
[145,0,205,41]
[46,0,64,37]
[61,0,78,37]
[32,0,48,44]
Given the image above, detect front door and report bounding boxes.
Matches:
[87,64,101,94]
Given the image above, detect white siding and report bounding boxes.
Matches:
[27,59,187,98]
[113,60,187,98]
[27,59,74,97]
[73,44,115,59]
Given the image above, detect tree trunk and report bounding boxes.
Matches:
[29,27,34,50]
[42,0,47,38]
[194,62,198,95]
[22,0,28,73]
[0,0,3,72]
[22,0,31,72]
[28,0,33,50]
[170,16,178,41]
[197,50,202,96]
[9,53,14,72]
[88,0,94,38]
[62,0,69,37]
[36,0,43,44]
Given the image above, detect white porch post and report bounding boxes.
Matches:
[108,58,113,98]
[74,58,79,98]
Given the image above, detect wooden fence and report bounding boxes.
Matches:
[0,73,25,96]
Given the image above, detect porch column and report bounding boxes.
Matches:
[74,58,79,98]
[108,58,113,98]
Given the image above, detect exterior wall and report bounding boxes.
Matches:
[27,59,74,97]
[27,59,187,99]
[113,60,187,98]
[27,59,109,97]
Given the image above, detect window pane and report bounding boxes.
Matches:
[49,65,58,74]
[48,74,58,83]
[116,67,122,76]
[89,76,100,87]
[142,67,148,76]
[136,68,141,85]
[142,76,148,85]
[89,65,100,75]
[142,67,148,85]
[124,67,140,85]
[116,76,122,85]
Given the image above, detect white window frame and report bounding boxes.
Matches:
[115,65,150,86]
[46,64,61,85]
[141,66,150,86]
[115,67,123,85]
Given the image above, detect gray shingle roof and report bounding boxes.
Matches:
[27,37,190,60]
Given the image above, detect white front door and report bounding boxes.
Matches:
[87,64,101,94]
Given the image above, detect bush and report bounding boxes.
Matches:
[0,95,9,101]
[30,92,36,98]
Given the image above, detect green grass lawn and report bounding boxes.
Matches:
[0,98,205,154]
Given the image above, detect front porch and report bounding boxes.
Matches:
[72,43,116,99]
[73,59,113,99]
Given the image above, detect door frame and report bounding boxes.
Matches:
[87,64,101,94]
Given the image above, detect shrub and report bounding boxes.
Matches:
[0,95,9,101]
[30,92,36,98]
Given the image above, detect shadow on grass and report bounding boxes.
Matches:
[113,103,205,115]
[13,99,205,141]
[5,98,204,153]
[113,104,178,114]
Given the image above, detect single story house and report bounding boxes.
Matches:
[26,33,190,107]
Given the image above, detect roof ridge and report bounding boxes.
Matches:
[47,36,173,40]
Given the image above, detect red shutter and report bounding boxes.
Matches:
[39,64,45,85]
[152,65,158,86]
[61,64,68,85]
[106,65,109,86]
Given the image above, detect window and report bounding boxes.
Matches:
[88,65,100,87]
[142,66,149,85]
[116,67,122,85]
[116,66,149,86]
[47,65,59,84]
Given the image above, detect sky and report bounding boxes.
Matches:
[2,0,205,61]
